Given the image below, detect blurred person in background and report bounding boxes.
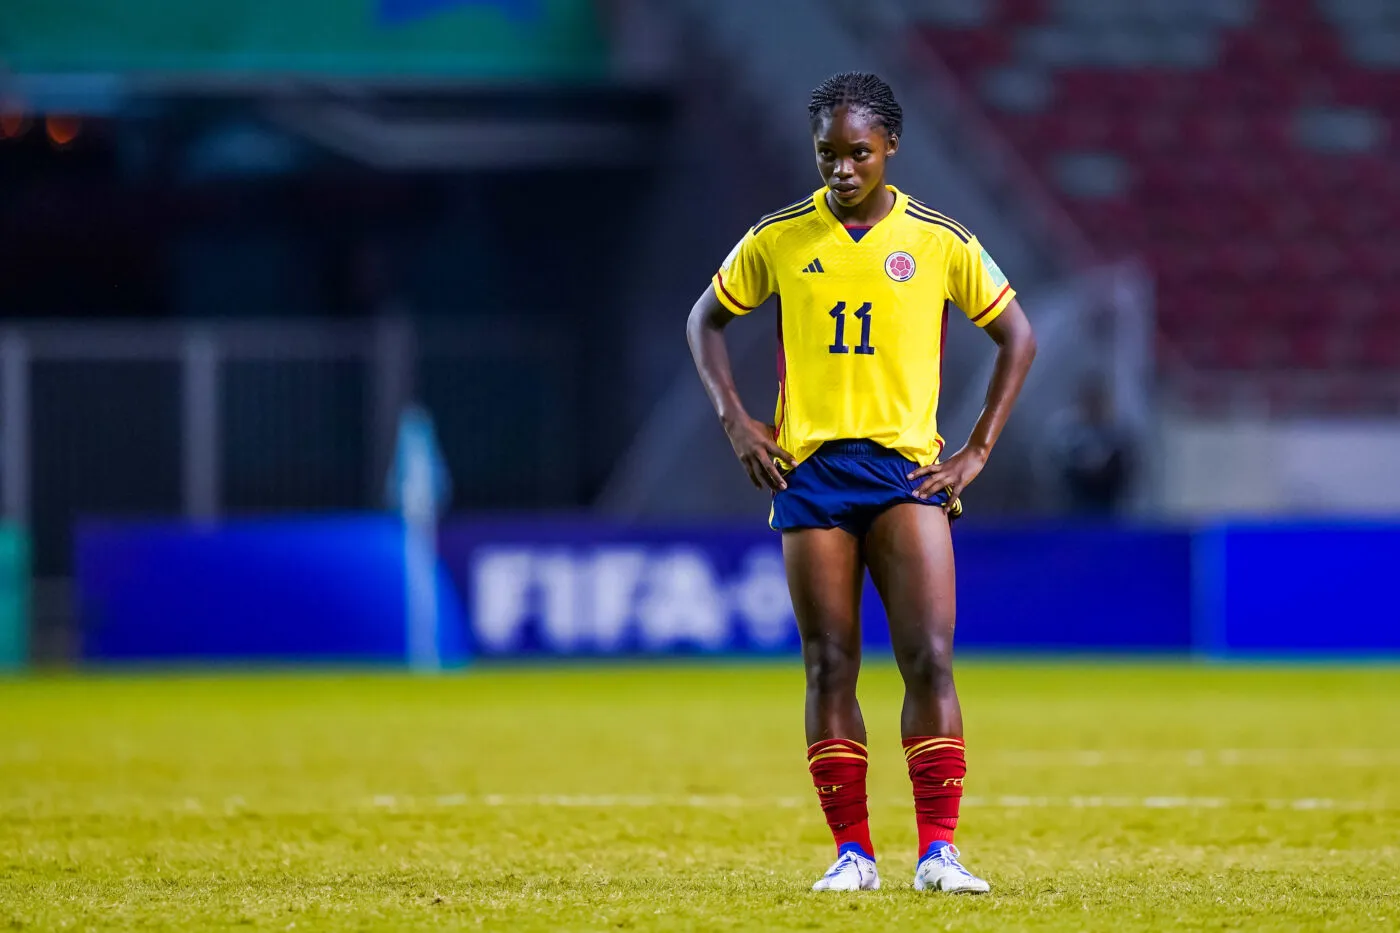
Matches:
[1054,377,1134,516]
[688,72,1035,897]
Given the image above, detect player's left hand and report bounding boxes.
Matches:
[907,446,988,509]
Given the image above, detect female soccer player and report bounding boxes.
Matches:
[687,73,1036,893]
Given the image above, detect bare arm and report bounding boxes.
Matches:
[909,297,1037,502]
[686,285,795,491]
[967,297,1038,457]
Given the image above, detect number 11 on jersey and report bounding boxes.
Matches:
[828,301,875,355]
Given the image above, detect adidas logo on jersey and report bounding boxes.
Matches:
[802,258,825,273]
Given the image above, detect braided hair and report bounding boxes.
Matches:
[808,72,903,140]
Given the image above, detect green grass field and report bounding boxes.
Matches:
[2,662,1398,931]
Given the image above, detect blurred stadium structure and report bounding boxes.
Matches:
[0,0,1397,664]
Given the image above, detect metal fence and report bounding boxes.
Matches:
[0,316,576,576]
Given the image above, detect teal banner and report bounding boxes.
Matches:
[0,526,29,671]
[0,0,605,78]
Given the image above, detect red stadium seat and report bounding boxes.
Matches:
[1322,286,1381,322]
[1356,323,1400,369]
[1291,326,1342,370]
[917,28,1009,76]
[1343,241,1393,281]
[1328,69,1389,107]
[996,0,1045,28]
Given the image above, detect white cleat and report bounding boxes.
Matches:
[811,845,880,892]
[913,844,991,894]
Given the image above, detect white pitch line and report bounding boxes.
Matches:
[981,749,1400,767]
[358,794,1398,813]
[10,748,1398,768]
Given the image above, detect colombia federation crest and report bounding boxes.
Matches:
[885,251,916,282]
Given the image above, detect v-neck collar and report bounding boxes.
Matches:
[815,184,907,244]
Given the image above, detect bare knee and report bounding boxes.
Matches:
[803,636,861,697]
[894,631,955,694]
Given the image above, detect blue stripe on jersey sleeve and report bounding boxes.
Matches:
[904,209,969,242]
[754,204,816,234]
[907,200,972,239]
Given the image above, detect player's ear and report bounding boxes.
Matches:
[886,133,899,157]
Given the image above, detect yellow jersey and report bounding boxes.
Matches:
[712,185,1015,468]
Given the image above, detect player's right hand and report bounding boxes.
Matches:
[723,415,795,492]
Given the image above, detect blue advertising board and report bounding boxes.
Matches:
[1194,522,1400,657]
[78,517,466,664]
[73,517,1400,663]
[439,520,799,655]
[437,520,1195,656]
[955,525,1193,651]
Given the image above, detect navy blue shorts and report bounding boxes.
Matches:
[769,439,960,535]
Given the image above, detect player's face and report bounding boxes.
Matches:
[813,107,898,209]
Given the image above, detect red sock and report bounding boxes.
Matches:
[807,738,874,857]
[903,735,965,853]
